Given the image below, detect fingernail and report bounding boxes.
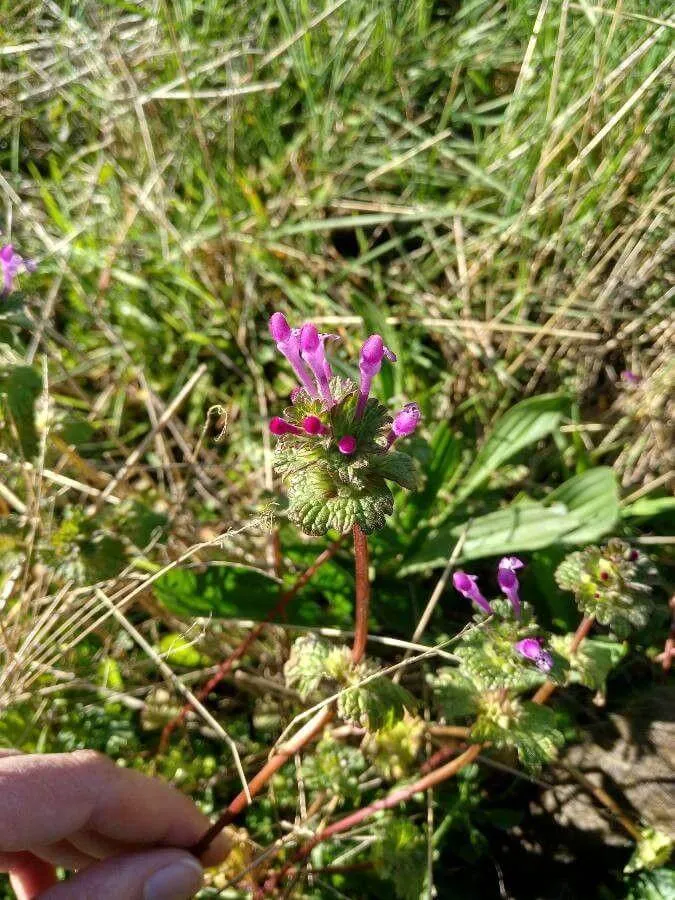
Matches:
[143,858,204,900]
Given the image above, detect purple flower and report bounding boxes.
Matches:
[300,323,338,407]
[269,416,303,436]
[303,415,329,436]
[621,370,641,385]
[387,402,421,446]
[269,312,317,398]
[452,571,493,615]
[338,435,357,455]
[514,638,553,673]
[498,556,524,618]
[1,244,36,295]
[356,334,396,419]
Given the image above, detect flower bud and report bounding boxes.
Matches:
[338,435,357,455]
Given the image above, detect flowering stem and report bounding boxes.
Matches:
[352,524,371,664]
[532,614,595,705]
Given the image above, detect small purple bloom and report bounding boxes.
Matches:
[338,435,357,455]
[356,334,396,419]
[498,556,524,618]
[1,244,35,295]
[269,416,303,436]
[387,402,421,446]
[621,370,641,385]
[269,312,317,398]
[514,638,553,673]
[302,415,328,436]
[300,323,338,407]
[452,571,493,615]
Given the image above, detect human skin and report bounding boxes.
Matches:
[0,750,229,900]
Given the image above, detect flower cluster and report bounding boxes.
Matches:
[267,313,420,535]
[555,538,655,637]
[1,244,35,295]
[453,557,554,674]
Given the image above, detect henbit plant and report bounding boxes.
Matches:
[190,313,421,857]
[184,318,669,891]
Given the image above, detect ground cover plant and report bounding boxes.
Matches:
[1,0,673,897]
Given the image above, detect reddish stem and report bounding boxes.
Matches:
[160,537,345,752]
[189,529,368,858]
[191,705,334,858]
[351,524,370,664]
[532,615,595,705]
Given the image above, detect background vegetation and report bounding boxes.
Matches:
[0,1,673,897]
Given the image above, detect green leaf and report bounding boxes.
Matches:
[403,502,569,573]
[374,449,419,490]
[623,497,675,520]
[548,467,619,545]
[154,565,280,618]
[402,468,619,573]
[158,633,210,668]
[429,668,480,720]
[625,829,674,875]
[284,636,331,699]
[551,634,627,693]
[407,421,461,519]
[373,819,427,900]
[338,676,417,731]
[626,868,675,900]
[0,365,42,457]
[454,394,569,503]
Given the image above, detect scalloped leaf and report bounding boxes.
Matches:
[338,676,416,730]
[374,449,418,490]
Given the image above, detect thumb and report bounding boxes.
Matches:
[40,848,204,900]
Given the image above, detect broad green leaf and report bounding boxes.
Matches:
[403,502,570,573]
[154,564,281,618]
[402,467,619,572]
[623,497,675,519]
[454,394,569,503]
[0,365,42,457]
[550,467,619,545]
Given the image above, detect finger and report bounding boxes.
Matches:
[29,840,94,871]
[0,751,229,865]
[40,848,203,900]
[1,852,57,900]
[67,829,132,861]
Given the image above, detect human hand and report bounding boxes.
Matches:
[0,750,229,900]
